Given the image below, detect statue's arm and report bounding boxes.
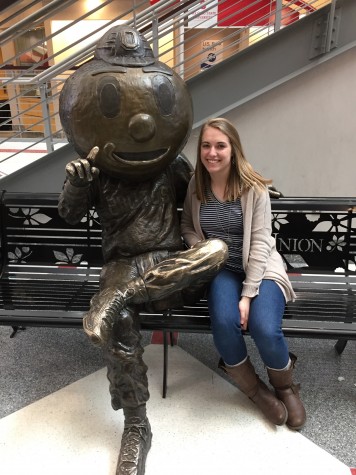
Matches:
[58,181,95,225]
[170,153,194,207]
[58,147,99,224]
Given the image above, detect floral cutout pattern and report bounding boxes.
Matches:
[9,207,52,226]
[81,210,100,227]
[306,213,355,233]
[326,235,346,252]
[54,248,84,265]
[271,213,289,230]
[272,210,355,273]
[8,246,32,263]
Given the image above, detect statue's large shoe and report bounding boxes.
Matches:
[116,417,152,475]
[83,288,134,346]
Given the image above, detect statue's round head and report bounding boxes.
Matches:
[59,25,193,181]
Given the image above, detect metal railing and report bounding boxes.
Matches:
[0,0,331,176]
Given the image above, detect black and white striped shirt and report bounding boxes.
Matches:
[200,191,244,273]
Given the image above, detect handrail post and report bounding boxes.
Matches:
[326,0,337,53]
[274,0,282,32]
[39,83,54,153]
[152,17,159,57]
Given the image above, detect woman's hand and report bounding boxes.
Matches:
[239,296,251,331]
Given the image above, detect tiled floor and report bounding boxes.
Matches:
[0,343,352,475]
[0,325,355,475]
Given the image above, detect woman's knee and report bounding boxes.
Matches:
[212,315,240,336]
[249,317,280,338]
[249,322,286,356]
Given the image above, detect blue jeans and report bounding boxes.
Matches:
[208,269,290,369]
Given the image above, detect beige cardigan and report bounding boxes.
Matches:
[180,176,296,302]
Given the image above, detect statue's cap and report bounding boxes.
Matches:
[95,25,155,67]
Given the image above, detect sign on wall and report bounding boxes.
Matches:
[200,39,223,69]
[188,0,218,28]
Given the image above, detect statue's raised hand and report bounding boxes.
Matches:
[65,146,100,187]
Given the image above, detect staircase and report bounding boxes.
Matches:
[2,0,355,192]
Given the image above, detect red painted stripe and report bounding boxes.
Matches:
[0,148,47,153]
[57,265,78,268]
[349,468,356,475]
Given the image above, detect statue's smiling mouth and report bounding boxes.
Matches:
[107,145,168,164]
[117,149,166,162]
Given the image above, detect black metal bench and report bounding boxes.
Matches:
[1,191,355,397]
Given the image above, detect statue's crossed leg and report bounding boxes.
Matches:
[83,239,228,475]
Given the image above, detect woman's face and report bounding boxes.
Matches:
[200,126,232,178]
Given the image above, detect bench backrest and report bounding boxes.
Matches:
[0,192,102,278]
[271,198,356,275]
[1,192,355,277]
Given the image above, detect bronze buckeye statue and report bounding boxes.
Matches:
[58,25,228,475]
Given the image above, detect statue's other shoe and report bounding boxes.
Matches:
[116,418,152,475]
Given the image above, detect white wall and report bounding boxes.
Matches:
[182,46,356,197]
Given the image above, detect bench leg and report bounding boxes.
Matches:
[334,339,348,355]
[10,326,26,338]
[163,331,168,398]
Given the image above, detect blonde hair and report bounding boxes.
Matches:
[195,117,272,202]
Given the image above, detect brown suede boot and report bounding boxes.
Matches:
[219,357,288,426]
[267,354,306,431]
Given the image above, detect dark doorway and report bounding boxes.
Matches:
[0,100,12,131]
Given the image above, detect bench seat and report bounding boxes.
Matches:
[1,192,355,397]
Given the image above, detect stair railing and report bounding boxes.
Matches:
[0,0,329,176]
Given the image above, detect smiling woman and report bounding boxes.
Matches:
[181,117,307,431]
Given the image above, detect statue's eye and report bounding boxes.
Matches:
[152,75,174,116]
[98,76,121,118]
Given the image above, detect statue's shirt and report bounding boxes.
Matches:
[58,156,192,263]
[97,172,182,261]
